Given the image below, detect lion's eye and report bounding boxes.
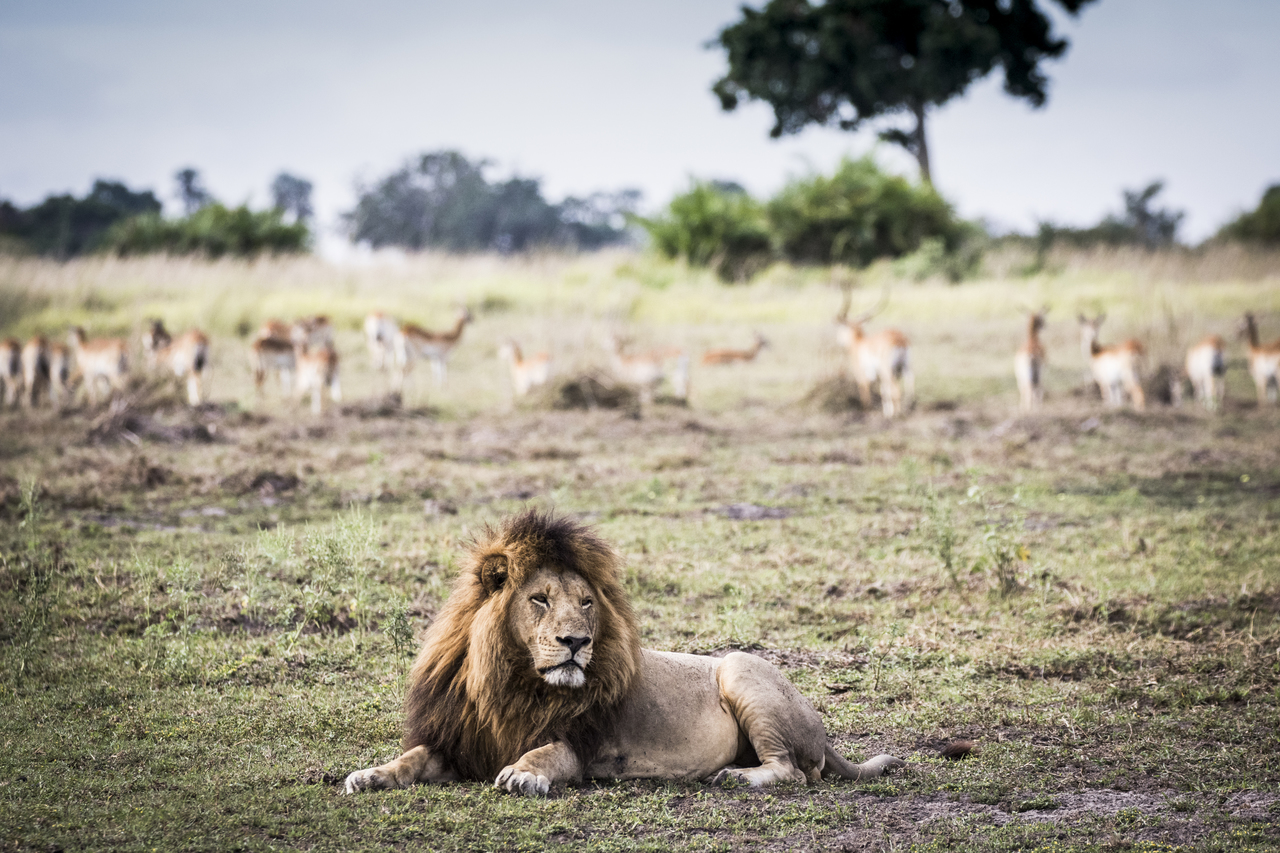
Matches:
[581,599,593,609]
[530,594,549,607]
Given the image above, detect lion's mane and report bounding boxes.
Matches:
[402,510,642,780]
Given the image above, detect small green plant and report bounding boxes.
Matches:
[923,488,959,589]
[385,598,416,656]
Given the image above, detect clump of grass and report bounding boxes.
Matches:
[4,481,64,680]
[922,488,960,589]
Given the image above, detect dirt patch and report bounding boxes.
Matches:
[711,503,794,520]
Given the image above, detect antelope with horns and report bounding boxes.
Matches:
[498,341,552,397]
[142,320,210,406]
[1014,308,1049,413]
[1238,312,1280,405]
[393,307,473,392]
[2,339,22,407]
[68,326,129,406]
[1181,335,1226,412]
[295,343,342,415]
[835,288,913,418]
[702,333,769,366]
[609,334,690,403]
[1077,314,1145,411]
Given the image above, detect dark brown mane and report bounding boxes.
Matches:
[402,510,642,781]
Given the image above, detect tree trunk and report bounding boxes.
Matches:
[912,101,932,186]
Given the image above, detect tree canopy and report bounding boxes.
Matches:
[712,0,1096,183]
[271,173,315,223]
[0,179,162,258]
[1217,185,1280,246]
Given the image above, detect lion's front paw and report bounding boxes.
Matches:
[494,765,551,796]
[708,767,749,788]
[344,766,389,794]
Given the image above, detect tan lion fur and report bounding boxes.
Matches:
[401,510,642,781]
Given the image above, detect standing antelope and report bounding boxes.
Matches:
[20,337,50,408]
[393,307,473,391]
[1182,336,1226,412]
[1014,308,1048,413]
[250,333,297,399]
[141,320,210,406]
[702,333,769,366]
[291,315,334,350]
[68,326,129,406]
[1077,314,1145,411]
[835,290,913,418]
[1238,312,1280,405]
[609,334,690,402]
[47,344,72,406]
[498,341,552,397]
[364,312,399,371]
[296,343,342,415]
[2,338,22,406]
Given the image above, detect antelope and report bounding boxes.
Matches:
[256,319,293,342]
[19,337,50,408]
[1014,308,1048,413]
[835,290,913,417]
[1181,335,1226,412]
[498,340,552,397]
[609,334,690,402]
[2,338,21,407]
[1238,312,1280,404]
[393,307,473,391]
[702,333,769,365]
[250,334,296,398]
[47,344,72,406]
[291,315,334,350]
[1077,314,1145,410]
[141,320,210,406]
[295,343,342,415]
[364,312,399,371]
[68,326,129,406]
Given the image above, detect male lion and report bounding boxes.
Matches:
[345,511,904,796]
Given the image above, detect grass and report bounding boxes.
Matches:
[1,248,1279,851]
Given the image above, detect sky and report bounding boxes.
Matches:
[2,0,1278,253]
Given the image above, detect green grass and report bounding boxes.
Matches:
[1,250,1279,851]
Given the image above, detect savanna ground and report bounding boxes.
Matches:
[1,246,1279,852]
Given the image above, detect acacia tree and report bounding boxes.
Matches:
[712,0,1096,184]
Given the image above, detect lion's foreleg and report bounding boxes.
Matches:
[344,745,457,793]
[494,741,583,797]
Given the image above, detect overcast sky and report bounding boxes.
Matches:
[2,0,1277,252]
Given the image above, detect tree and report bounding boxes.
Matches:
[637,180,773,282]
[0,179,162,258]
[271,173,314,223]
[1034,181,1184,250]
[175,167,213,215]
[1217,185,1280,247]
[712,0,1096,184]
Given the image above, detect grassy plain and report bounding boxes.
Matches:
[1,247,1279,852]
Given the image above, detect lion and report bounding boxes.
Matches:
[345,510,904,796]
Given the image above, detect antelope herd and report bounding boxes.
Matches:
[1,295,1277,418]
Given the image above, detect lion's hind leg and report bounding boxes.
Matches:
[344,745,457,793]
[708,652,827,788]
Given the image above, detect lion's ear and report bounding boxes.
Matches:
[478,554,510,596]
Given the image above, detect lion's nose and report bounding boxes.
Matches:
[557,635,591,656]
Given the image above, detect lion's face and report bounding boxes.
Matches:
[508,567,597,689]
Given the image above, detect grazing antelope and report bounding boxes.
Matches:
[20,337,50,408]
[1077,314,1145,411]
[393,307,473,391]
[835,290,913,418]
[67,326,129,406]
[2,338,22,407]
[250,335,297,398]
[141,320,210,406]
[295,343,342,415]
[1238,312,1280,405]
[1014,308,1048,413]
[609,334,690,402]
[364,312,399,371]
[498,341,552,397]
[702,333,769,366]
[1182,335,1226,412]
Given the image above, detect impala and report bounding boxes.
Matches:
[1077,314,1145,411]
[702,333,768,365]
[296,343,342,415]
[1014,308,1048,412]
[250,334,297,398]
[291,315,334,350]
[498,340,552,397]
[47,344,72,406]
[1182,335,1226,412]
[835,290,913,417]
[1238,312,1280,405]
[20,337,57,408]
[142,320,210,405]
[609,334,690,402]
[394,307,473,391]
[364,312,399,371]
[68,326,129,406]
[2,338,22,406]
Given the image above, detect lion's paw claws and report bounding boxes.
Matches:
[344,768,384,794]
[495,766,551,796]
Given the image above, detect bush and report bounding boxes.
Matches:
[0,180,162,259]
[1217,184,1280,246]
[766,157,964,268]
[636,181,772,283]
[103,204,310,258]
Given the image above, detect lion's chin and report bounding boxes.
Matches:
[542,664,586,688]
